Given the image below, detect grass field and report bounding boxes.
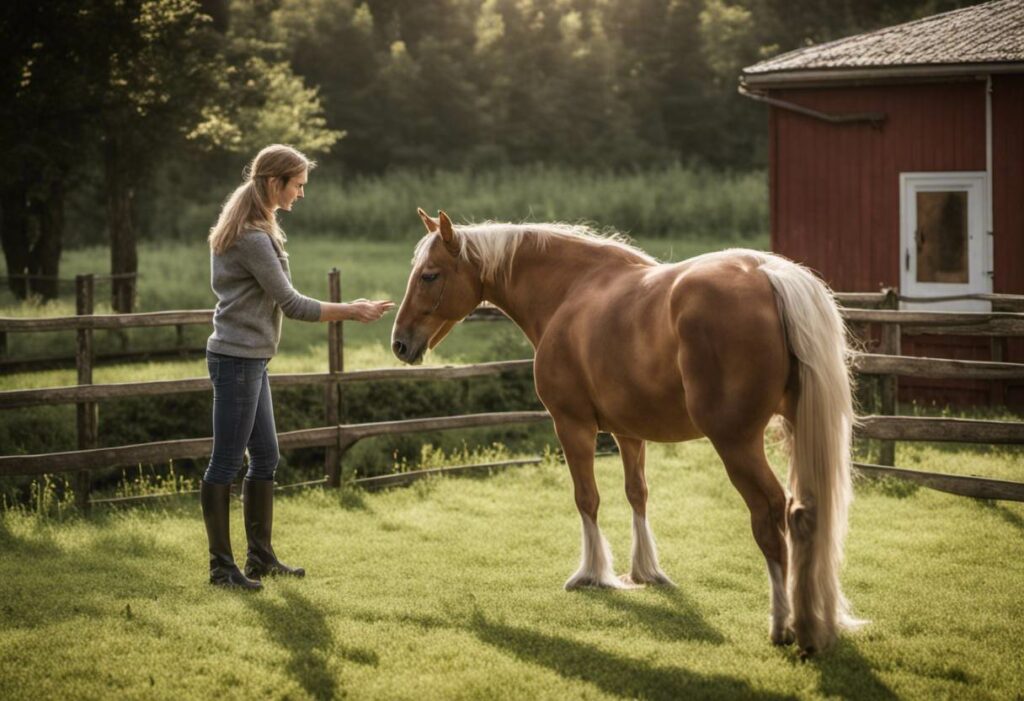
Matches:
[2,440,1022,700]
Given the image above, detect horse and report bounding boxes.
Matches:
[391,208,862,656]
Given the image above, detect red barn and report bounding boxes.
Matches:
[740,0,1024,408]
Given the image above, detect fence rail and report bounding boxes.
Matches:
[851,353,1024,380]
[2,278,1023,505]
[0,360,535,409]
[0,411,551,477]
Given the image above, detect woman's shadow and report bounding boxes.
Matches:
[247,587,377,701]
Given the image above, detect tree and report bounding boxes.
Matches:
[0,2,104,300]
[0,0,341,310]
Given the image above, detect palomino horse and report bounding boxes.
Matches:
[391,209,861,656]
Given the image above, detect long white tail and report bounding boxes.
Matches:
[757,253,861,652]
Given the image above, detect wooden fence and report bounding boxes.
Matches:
[0,273,194,372]
[2,274,1023,511]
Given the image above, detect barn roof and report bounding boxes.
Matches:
[742,0,1024,87]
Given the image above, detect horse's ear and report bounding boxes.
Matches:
[417,207,439,233]
[438,210,455,245]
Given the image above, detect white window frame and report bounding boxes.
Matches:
[899,171,991,312]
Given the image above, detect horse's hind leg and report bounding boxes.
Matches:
[555,419,628,590]
[616,435,674,586]
[713,437,793,645]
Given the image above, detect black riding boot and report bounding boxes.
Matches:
[200,480,262,590]
[243,478,305,579]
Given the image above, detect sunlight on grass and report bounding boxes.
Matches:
[1,442,1021,700]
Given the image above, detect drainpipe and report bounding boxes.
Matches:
[738,84,886,127]
[985,75,994,289]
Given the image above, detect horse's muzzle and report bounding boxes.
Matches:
[391,336,424,365]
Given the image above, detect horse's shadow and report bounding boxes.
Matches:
[356,603,787,700]
[247,587,377,701]
[811,637,898,700]
[580,585,725,644]
[467,610,795,701]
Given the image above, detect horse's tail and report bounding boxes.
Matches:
[757,253,862,652]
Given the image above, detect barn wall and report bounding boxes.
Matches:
[767,78,1022,409]
[992,74,1024,408]
[769,80,987,291]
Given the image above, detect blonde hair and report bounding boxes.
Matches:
[208,144,316,255]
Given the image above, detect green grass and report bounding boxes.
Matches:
[2,440,1022,700]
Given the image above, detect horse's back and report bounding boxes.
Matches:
[534,249,790,442]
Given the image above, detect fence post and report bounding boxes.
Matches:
[75,275,98,514]
[324,268,343,488]
[990,336,1007,406]
[878,288,900,467]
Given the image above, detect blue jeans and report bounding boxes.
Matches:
[204,351,279,485]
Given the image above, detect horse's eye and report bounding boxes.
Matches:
[421,272,440,283]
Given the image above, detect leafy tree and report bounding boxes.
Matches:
[0,2,106,300]
[1,0,341,308]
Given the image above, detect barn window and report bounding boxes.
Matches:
[899,172,990,311]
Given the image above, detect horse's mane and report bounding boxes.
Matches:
[414,221,657,283]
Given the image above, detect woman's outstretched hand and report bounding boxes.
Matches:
[347,298,395,322]
[320,299,395,323]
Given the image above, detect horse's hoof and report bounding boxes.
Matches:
[771,627,796,646]
[626,573,675,589]
[564,574,628,590]
[798,646,816,661]
[616,574,643,589]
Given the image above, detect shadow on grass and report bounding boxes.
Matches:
[0,516,183,629]
[581,586,725,644]
[468,611,795,701]
[0,515,65,559]
[813,637,897,701]
[337,487,370,512]
[974,499,1024,536]
[249,588,378,701]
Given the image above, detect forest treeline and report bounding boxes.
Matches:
[1,0,982,303]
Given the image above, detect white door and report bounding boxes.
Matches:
[899,172,990,311]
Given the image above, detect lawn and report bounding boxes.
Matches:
[2,439,1022,700]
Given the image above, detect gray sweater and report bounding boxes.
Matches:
[206,231,322,358]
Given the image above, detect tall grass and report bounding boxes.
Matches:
[170,164,767,243]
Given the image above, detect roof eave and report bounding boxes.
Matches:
[741,62,1024,89]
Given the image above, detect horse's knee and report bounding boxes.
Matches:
[574,485,600,520]
[624,478,647,510]
[752,496,787,563]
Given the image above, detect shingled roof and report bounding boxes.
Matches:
[742,0,1024,86]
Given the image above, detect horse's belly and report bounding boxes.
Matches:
[593,382,703,443]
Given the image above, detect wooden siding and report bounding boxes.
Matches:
[768,78,1024,407]
[770,80,987,291]
[992,74,1024,407]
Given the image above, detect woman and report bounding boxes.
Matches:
[202,144,393,590]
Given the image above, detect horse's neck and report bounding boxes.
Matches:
[480,236,611,347]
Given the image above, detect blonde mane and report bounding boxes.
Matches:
[414,222,657,283]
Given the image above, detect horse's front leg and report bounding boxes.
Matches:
[554,418,629,590]
[615,435,674,586]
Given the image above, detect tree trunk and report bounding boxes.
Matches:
[104,134,137,313]
[28,179,64,301]
[0,182,30,299]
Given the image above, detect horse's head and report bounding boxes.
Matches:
[391,208,483,364]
